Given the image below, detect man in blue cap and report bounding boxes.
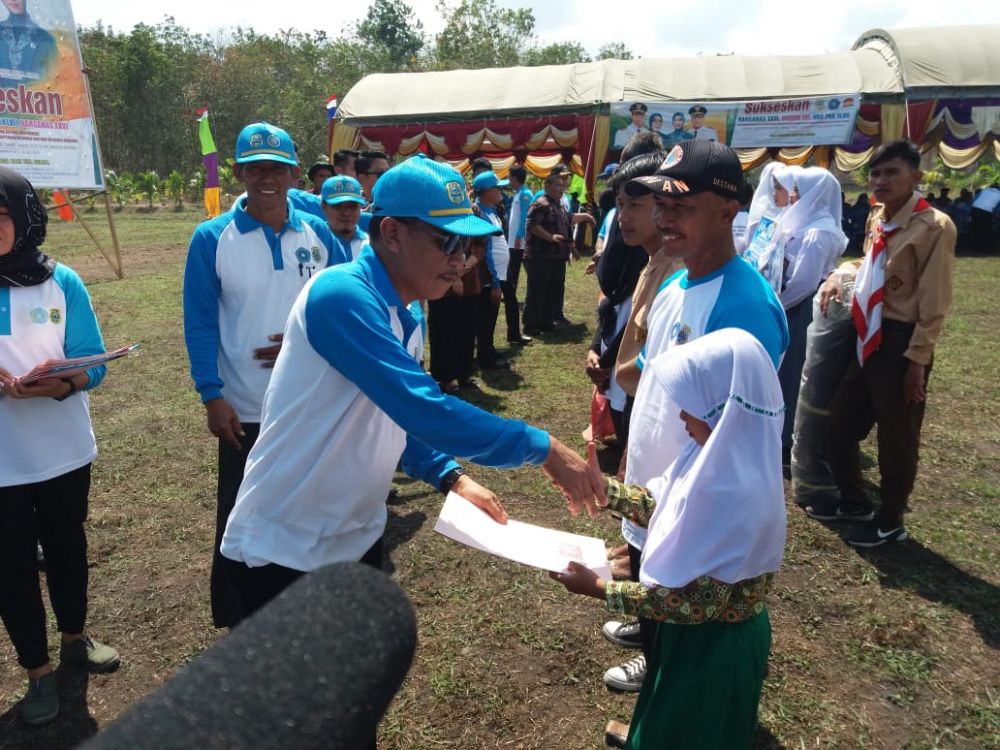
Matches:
[183,122,348,629]
[321,174,368,260]
[221,155,605,627]
[472,170,512,368]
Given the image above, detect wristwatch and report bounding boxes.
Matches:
[439,467,465,495]
[53,378,78,402]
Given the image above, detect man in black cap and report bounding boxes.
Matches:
[614,103,649,148]
[621,137,788,581]
[688,105,718,142]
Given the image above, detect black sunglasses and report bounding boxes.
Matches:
[395,218,469,256]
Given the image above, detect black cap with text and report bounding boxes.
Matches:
[624,140,744,200]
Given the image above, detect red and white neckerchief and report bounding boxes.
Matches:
[851,197,931,365]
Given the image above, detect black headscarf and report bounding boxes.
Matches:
[594,215,648,347]
[0,166,53,287]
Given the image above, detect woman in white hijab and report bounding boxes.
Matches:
[552,328,786,750]
[741,161,798,260]
[770,167,849,466]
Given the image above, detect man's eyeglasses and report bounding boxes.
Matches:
[396,218,469,256]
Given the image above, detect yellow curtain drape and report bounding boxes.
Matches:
[778,146,814,165]
[524,153,565,177]
[812,146,832,169]
[330,123,360,155]
[880,103,906,143]
[735,148,769,171]
[484,128,514,150]
[462,129,488,155]
[550,126,578,148]
[589,114,611,194]
[358,134,384,153]
[834,146,874,172]
[855,115,880,138]
[397,131,426,156]
[938,137,993,169]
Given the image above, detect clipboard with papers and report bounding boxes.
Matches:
[18,343,141,385]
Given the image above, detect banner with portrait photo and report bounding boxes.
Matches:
[609,96,861,153]
[0,0,102,188]
[609,102,736,152]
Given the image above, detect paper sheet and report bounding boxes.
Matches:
[434,492,612,579]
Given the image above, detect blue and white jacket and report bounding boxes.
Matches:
[221,247,550,572]
[183,197,348,422]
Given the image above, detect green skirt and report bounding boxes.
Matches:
[625,608,771,750]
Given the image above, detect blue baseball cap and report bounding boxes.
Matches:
[235,122,297,166]
[598,163,618,180]
[472,172,509,192]
[371,155,499,236]
[321,175,366,206]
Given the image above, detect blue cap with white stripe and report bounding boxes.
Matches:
[371,155,498,237]
[235,122,297,166]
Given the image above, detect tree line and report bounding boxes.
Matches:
[81,0,632,181]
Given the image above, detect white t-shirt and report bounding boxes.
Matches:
[0,265,105,486]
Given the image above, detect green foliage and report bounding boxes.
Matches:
[357,0,425,70]
[596,42,633,60]
[164,170,186,208]
[134,170,160,209]
[522,42,590,67]
[104,170,135,208]
[434,0,535,69]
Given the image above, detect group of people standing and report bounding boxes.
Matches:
[0,111,956,749]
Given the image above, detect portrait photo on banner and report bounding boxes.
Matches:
[609,101,736,152]
[0,0,103,189]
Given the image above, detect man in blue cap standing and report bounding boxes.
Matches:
[221,155,604,626]
[472,170,512,369]
[183,122,348,629]
[321,174,368,260]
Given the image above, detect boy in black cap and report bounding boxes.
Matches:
[614,102,649,148]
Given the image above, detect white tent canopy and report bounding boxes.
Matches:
[337,25,1000,126]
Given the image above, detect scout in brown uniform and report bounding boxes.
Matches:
[806,140,956,547]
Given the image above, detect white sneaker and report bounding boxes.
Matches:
[601,620,643,649]
[603,654,646,692]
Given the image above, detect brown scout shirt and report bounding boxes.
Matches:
[862,193,956,366]
[615,249,685,396]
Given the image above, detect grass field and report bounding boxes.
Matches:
[1,206,997,749]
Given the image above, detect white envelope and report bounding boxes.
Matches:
[434,492,612,579]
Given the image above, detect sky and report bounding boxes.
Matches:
[72,0,1000,60]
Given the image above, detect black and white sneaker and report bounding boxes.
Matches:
[804,498,874,522]
[845,521,908,547]
[603,654,646,692]
[602,620,643,649]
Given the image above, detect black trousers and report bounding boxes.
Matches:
[522,258,566,330]
[211,423,260,628]
[827,319,931,526]
[503,247,524,341]
[429,294,478,383]
[477,286,501,367]
[0,464,91,669]
[627,543,656,661]
[230,537,384,624]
